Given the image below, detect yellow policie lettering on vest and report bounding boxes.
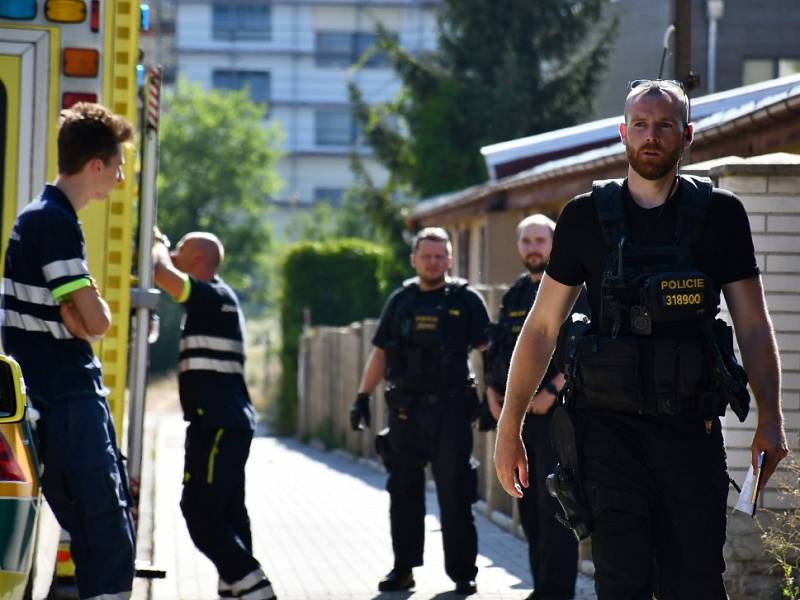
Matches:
[509,310,527,318]
[448,309,460,316]
[660,277,705,290]
[414,315,439,331]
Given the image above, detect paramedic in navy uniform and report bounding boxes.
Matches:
[0,102,135,600]
[153,231,276,600]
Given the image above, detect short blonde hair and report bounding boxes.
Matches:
[412,227,452,255]
[517,214,555,239]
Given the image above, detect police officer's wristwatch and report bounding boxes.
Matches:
[543,382,559,397]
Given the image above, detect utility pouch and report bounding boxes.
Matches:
[650,337,706,414]
[385,387,415,420]
[576,336,643,412]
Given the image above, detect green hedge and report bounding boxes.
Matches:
[277,238,404,434]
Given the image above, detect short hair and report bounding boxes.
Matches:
[517,214,555,239]
[411,227,452,255]
[623,82,690,127]
[184,231,225,271]
[58,102,133,175]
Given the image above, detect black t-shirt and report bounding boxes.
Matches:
[373,279,490,388]
[547,178,759,332]
[178,276,255,430]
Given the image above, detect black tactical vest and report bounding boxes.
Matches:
[576,175,724,416]
[485,275,536,392]
[384,278,471,393]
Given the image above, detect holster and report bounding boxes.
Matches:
[465,376,481,421]
[705,319,750,422]
[476,394,497,432]
[374,427,392,470]
[546,406,592,541]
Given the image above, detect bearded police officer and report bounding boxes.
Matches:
[494,80,789,599]
[350,227,490,595]
[153,232,276,600]
[484,214,589,600]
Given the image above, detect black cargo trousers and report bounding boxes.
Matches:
[519,411,578,600]
[578,410,729,600]
[384,390,478,583]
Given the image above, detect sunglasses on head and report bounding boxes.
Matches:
[628,78,685,91]
[627,79,691,122]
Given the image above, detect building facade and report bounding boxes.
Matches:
[174,0,439,212]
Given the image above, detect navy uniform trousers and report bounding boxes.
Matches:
[579,412,729,600]
[181,423,259,584]
[35,391,136,599]
[519,411,578,599]
[385,396,478,583]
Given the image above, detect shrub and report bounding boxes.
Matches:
[276,238,398,434]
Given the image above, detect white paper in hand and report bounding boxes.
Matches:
[734,466,757,516]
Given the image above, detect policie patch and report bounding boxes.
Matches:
[656,274,706,308]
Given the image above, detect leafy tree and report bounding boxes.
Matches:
[150,80,284,373]
[350,0,616,198]
[156,79,283,304]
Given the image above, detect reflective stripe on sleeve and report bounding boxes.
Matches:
[52,277,92,302]
[42,258,89,282]
[178,357,244,374]
[83,592,132,600]
[177,275,191,303]
[179,335,244,355]
[2,279,58,306]
[1,309,73,339]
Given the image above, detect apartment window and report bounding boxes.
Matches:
[315,31,392,68]
[212,70,271,105]
[213,2,271,41]
[314,188,345,206]
[743,57,800,86]
[778,59,800,78]
[315,108,356,146]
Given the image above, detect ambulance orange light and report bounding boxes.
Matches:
[64,48,99,77]
[62,92,97,108]
[45,0,87,23]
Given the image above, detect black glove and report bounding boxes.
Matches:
[476,400,497,432]
[350,392,371,431]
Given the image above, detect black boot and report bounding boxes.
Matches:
[454,579,477,595]
[378,568,415,592]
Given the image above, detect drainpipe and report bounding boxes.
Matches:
[706,0,725,93]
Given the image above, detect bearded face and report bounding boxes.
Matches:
[517,223,552,274]
[622,91,688,181]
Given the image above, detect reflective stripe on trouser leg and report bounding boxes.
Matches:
[230,567,276,600]
[84,594,132,600]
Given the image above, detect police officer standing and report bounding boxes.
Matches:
[484,214,586,600]
[0,103,135,599]
[153,232,276,600]
[350,227,489,595]
[494,80,789,599]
